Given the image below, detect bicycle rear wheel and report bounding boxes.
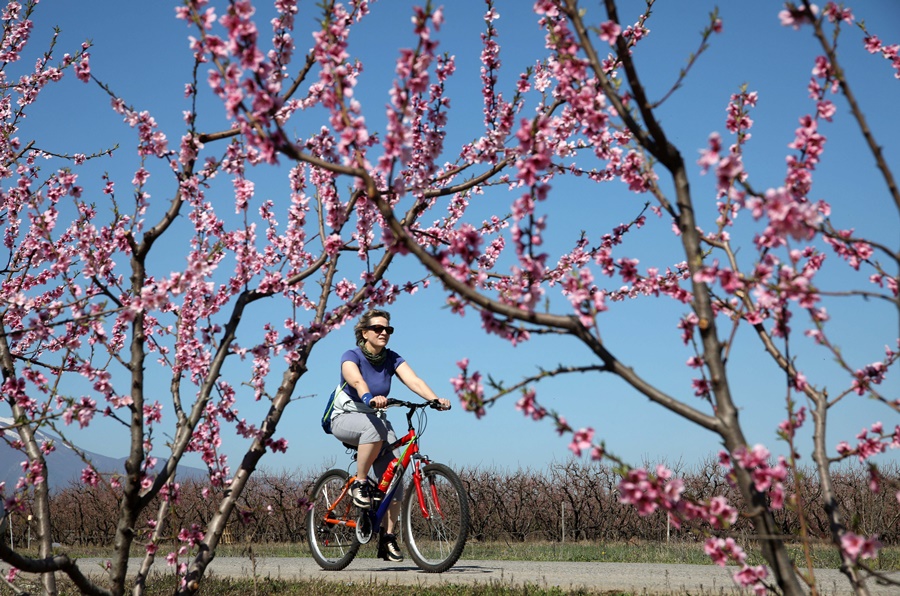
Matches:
[401,462,469,573]
[306,469,361,570]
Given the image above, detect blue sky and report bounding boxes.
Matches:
[12,1,899,477]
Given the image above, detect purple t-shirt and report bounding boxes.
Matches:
[340,347,405,403]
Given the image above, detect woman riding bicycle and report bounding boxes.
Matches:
[329,309,450,563]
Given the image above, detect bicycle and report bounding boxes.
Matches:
[306,398,470,573]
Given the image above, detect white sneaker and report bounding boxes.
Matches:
[378,532,404,562]
[350,479,372,509]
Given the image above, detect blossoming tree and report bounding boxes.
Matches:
[258,0,893,595]
[355,1,899,595]
[0,1,896,596]
[1,0,441,594]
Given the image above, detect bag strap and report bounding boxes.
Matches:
[332,381,348,406]
[323,381,348,422]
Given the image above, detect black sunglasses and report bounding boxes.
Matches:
[365,324,394,335]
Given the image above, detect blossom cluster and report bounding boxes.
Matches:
[836,421,899,463]
[720,445,789,509]
[617,464,768,593]
[450,359,486,418]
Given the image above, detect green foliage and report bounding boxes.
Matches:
[21,574,610,596]
[457,540,900,570]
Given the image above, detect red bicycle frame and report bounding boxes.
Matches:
[325,401,448,532]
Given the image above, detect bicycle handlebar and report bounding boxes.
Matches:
[384,398,451,412]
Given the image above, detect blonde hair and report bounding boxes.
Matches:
[354,309,391,344]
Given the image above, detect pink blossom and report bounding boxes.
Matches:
[864,35,882,54]
[323,233,343,256]
[812,55,832,79]
[704,536,747,567]
[850,362,887,395]
[598,21,621,45]
[619,468,659,515]
[568,427,594,457]
[177,524,206,547]
[816,100,836,121]
[617,258,639,283]
[692,375,711,399]
[705,495,738,529]
[715,154,744,195]
[450,360,485,418]
[824,2,853,24]
[728,445,788,509]
[132,167,150,186]
[144,401,163,424]
[686,356,704,369]
[161,482,181,504]
[733,564,769,595]
[778,406,806,439]
[515,389,547,421]
[81,467,100,487]
[678,313,699,344]
[64,397,97,428]
[840,532,882,563]
[266,437,288,453]
[74,55,91,82]
[618,466,683,516]
[697,132,722,174]
[779,4,819,29]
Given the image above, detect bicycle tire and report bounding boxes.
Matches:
[401,462,469,573]
[306,469,361,570]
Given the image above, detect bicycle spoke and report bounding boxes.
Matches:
[307,469,361,570]
[402,463,469,573]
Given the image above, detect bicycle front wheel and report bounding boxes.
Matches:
[306,469,361,570]
[401,462,469,573]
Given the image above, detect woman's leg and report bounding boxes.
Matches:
[356,440,383,481]
[370,422,402,535]
[331,412,389,484]
[384,499,400,534]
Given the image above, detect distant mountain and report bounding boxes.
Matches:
[0,418,206,493]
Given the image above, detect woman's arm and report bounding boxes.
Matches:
[395,362,450,407]
[341,360,385,407]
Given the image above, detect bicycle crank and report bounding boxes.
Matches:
[355,511,373,544]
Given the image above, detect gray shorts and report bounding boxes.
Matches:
[331,411,404,501]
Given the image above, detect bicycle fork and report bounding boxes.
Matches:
[412,463,447,520]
